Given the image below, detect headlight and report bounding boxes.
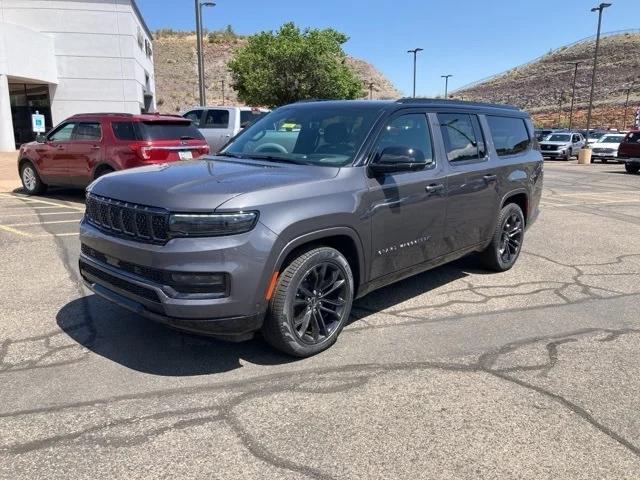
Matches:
[168,211,258,237]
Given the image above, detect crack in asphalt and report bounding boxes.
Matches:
[2,328,640,479]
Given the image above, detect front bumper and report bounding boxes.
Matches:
[79,219,281,339]
[541,149,567,158]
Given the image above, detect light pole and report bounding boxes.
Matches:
[368,82,374,100]
[566,61,581,130]
[441,74,453,99]
[221,79,225,105]
[407,48,423,98]
[195,1,215,106]
[584,2,611,143]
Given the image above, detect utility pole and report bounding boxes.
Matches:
[368,82,374,100]
[195,1,215,106]
[407,48,423,98]
[622,87,631,130]
[557,90,564,126]
[566,61,581,130]
[221,79,225,105]
[584,2,611,142]
[441,74,453,99]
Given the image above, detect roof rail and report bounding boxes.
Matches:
[395,97,520,111]
[70,112,135,117]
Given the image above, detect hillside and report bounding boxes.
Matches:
[152,31,400,113]
[455,32,640,128]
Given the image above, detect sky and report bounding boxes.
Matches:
[136,0,639,97]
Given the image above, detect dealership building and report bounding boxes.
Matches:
[0,0,156,151]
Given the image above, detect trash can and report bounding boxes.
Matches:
[578,148,592,165]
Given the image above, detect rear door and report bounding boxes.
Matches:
[438,111,499,252]
[200,108,233,152]
[66,121,104,186]
[367,111,448,279]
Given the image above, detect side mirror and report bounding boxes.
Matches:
[35,134,47,143]
[368,146,428,175]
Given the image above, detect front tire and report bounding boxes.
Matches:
[564,149,571,161]
[625,163,640,174]
[262,247,354,357]
[479,203,525,272]
[20,161,47,195]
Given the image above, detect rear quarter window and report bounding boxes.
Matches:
[112,122,140,141]
[486,116,531,156]
[625,132,640,143]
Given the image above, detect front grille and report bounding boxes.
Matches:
[593,148,614,154]
[541,144,559,151]
[80,260,161,303]
[85,194,169,244]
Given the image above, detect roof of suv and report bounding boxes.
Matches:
[69,113,190,123]
[284,98,527,116]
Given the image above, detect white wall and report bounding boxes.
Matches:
[0,0,155,126]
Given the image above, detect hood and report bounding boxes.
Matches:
[540,141,570,146]
[88,157,340,211]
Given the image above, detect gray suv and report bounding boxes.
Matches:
[79,99,543,357]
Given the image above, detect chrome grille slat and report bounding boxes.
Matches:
[85,194,169,245]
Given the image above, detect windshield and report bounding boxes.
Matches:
[222,105,382,167]
[588,132,606,140]
[600,135,623,144]
[547,134,571,142]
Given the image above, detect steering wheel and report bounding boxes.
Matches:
[254,143,288,154]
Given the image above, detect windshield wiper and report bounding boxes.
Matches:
[245,154,309,165]
[216,152,247,159]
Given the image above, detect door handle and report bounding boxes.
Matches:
[483,174,497,183]
[55,145,65,150]
[425,184,445,195]
[90,145,100,150]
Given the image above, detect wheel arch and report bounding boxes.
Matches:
[273,227,366,296]
[501,189,529,224]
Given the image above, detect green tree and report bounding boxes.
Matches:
[228,22,364,107]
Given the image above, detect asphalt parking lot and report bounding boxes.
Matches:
[1,160,639,479]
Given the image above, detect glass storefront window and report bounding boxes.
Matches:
[9,83,52,147]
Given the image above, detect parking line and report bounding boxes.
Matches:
[0,224,33,237]
[38,232,80,237]
[0,211,84,218]
[2,219,80,227]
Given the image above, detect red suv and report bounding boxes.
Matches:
[618,129,640,174]
[18,113,210,194]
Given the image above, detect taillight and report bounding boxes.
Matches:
[199,145,210,155]
[130,145,153,160]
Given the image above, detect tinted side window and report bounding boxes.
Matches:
[438,113,483,162]
[184,110,202,127]
[202,109,230,129]
[49,123,76,142]
[486,116,531,157]
[74,122,101,141]
[240,110,266,128]
[375,113,433,164]
[138,122,204,140]
[112,122,140,141]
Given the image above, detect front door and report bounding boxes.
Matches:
[437,112,499,252]
[367,112,448,280]
[66,122,104,186]
[38,122,77,184]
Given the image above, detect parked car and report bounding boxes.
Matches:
[590,133,626,163]
[534,128,555,141]
[182,106,270,153]
[539,132,585,160]
[583,130,608,144]
[79,99,543,357]
[617,129,640,174]
[18,113,210,195]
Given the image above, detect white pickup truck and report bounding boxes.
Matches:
[181,106,269,153]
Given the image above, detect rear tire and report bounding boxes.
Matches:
[479,203,525,272]
[262,247,354,357]
[94,166,114,180]
[20,161,47,195]
[625,163,640,174]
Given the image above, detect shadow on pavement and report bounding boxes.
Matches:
[13,186,86,204]
[57,251,485,376]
